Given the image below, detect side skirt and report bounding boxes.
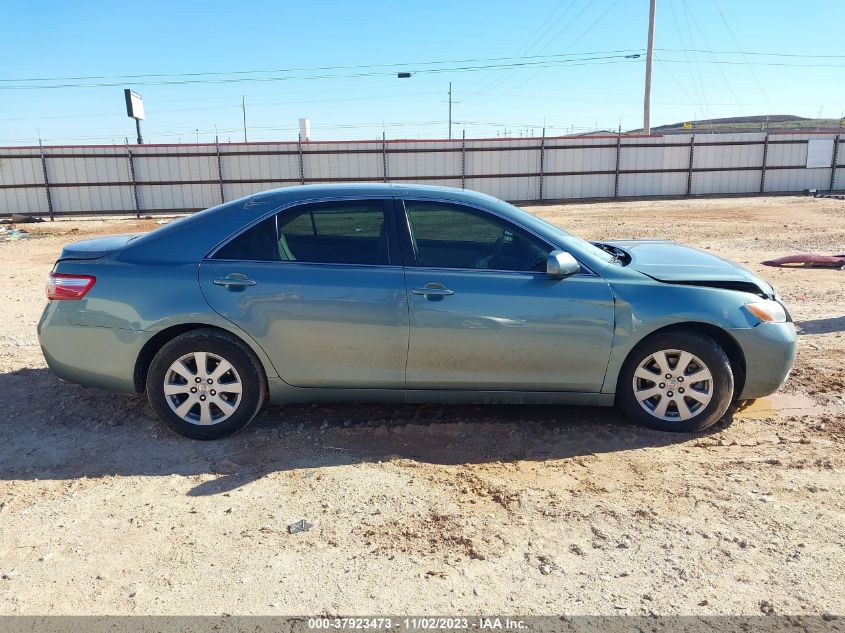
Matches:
[266,378,614,407]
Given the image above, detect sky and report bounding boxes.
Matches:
[1,0,844,145]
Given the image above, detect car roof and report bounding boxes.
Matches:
[121,182,614,273]
[248,182,498,205]
[124,183,506,262]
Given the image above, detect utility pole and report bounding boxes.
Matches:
[643,0,656,134]
[242,96,248,143]
[448,82,453,140]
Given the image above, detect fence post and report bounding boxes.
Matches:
[215,136,225,203]
[297,134,305,185]
[125,142,141,219]
[686,134,696,197]
[382,132,388,183]
[759,133,770,194]
[830,134,840,191]
[461,129,466,189]
[38,139,54,221]
[538,128,546,203]
[614,133,622,200]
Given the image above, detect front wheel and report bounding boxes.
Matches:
[146,329,266,440]
[617,331,734,433]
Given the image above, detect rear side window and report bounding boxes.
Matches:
[276,201,389,265]
[212,216,278,261]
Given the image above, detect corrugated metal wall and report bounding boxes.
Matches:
[0,132,841,217]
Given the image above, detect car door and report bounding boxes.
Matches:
[199,198,409,388]
[398,199,615,392]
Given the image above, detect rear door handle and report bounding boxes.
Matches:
[411,284,454,298]
[213,273,257,288]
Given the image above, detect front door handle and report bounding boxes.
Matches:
[412,284,454,298]
[213,273,257,288]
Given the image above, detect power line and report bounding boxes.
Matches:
[682,0,744,116]
[659,58,845,68]
[667,0,709,118]
[1,44,840,89]
[505,0,625,98]
[710,0,773,111]
[0,91,446,122]
[464,0,624,106]
[656,48,845,59]
[0,48,640,84]
[463,0,582,99]
[0,55,644,90]
[465,0,596,102]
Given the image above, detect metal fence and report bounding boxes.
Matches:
[0,131,842,218]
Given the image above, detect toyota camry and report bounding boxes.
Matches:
[38,184,796,439]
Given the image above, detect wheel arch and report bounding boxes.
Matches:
[615,322,746,398]
[133,322,272,393]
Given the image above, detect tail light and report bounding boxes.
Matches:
[47,273,96,300]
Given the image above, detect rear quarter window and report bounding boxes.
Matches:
[212,216,278,261]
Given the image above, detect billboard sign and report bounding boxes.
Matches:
[124,89,145,121]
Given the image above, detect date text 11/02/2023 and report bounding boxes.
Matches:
[306,617,528,630]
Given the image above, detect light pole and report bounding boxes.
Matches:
[448,81,452,140]
[643,0,656,134]
[398,73,453,139]
[242,96,248,143]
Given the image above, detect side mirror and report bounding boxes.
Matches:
[546,250,580,278]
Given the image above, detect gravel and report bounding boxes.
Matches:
[0,196,843,616]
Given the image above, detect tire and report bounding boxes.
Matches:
[146,328,266,440]
[617,330,734,433]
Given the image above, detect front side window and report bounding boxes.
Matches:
[404,201,552,272]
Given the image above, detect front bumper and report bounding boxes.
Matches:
[731,321,797,399]
[37,302,152,394]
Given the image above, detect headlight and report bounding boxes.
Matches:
[745,300,788,323]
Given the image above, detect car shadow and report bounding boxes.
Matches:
[796,316,845,335]
[0,367,731,496]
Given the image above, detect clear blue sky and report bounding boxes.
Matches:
[1,0,843,145]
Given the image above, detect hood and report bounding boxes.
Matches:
[600,239,775,298]
[57,233,141,261]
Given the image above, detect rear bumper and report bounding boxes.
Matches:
[731,321,797,399]
[38,302,151,394]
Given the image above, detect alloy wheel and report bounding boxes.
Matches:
[163,351,243,425]
[632,348,713,421]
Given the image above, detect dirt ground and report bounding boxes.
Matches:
[0,196,843,616]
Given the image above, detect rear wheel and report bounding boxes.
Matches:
[146,329,266,439]
[617,331,733,432]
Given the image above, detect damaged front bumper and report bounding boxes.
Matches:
[731,321,797,400]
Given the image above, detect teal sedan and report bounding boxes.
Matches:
[38,184,796,439]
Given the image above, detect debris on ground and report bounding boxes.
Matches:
[0,228,30,242]
[287,519,314,535]
[0,214,43,224]
[762,253,845,268]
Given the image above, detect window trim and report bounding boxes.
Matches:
[394,196,597,277]
[207,196,401,267]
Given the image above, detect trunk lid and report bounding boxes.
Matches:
[57,233,140,261]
